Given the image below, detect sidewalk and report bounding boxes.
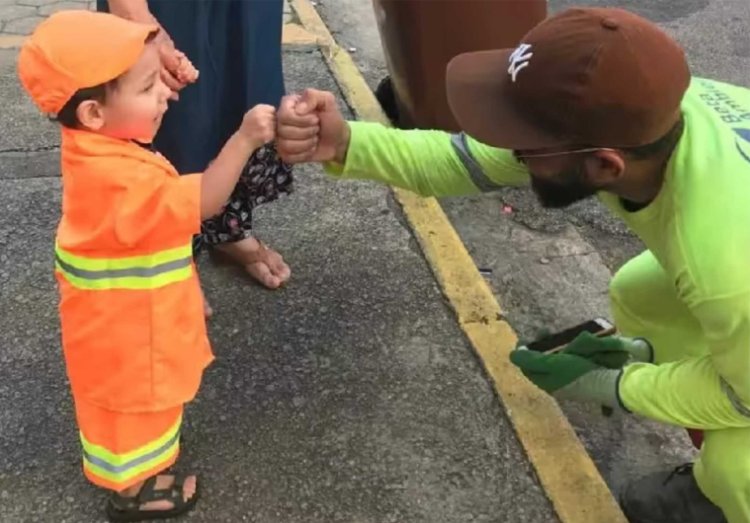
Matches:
[0,0,295,47]
[0,6,563,523]
[0,0,93,46]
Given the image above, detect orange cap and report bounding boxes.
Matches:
[18,10,158,114]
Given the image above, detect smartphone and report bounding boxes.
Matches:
[523,318,616,354]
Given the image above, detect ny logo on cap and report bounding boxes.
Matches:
[508,43,533,83]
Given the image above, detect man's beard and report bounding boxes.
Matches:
[529,163,598,208]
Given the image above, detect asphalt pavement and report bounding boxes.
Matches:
[0,11,558,523]
[5,1,746,520]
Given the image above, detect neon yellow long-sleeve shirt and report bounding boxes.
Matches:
[328,77,750,430]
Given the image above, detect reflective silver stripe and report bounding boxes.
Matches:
[450,132,502,192]
[55,253,191,280]
[720,377,750,418]
[83,431,180,474]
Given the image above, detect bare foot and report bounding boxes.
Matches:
[215,238,291,289]
[117,474,197,512]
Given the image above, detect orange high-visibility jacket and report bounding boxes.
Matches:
[56,128,213,413]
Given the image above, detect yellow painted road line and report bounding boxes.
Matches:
[291,0,628,521]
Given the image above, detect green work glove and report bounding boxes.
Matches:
[510,349,626,411]
[561,332,653,368]
[510,349,597,393]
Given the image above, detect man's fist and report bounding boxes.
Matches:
[277,89,349,164]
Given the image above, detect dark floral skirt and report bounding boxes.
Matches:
[193,142,293,253]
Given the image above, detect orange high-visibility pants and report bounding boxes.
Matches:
[73,399,182,491]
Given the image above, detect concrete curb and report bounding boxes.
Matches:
[290,0,628,521]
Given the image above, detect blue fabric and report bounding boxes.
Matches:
[97,0,285,173]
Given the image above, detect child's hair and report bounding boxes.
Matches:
[54,81,117,129]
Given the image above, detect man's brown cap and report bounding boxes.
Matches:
[446,7,690,150]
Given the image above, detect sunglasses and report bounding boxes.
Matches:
[513,147,616,163]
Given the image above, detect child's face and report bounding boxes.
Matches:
[99,43,171,142]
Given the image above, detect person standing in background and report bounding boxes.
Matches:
[102,0,295,317]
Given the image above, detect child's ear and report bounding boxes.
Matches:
[76,100,106,131]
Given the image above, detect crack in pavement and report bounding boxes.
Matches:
[0,145,59,155]
[1,174,60,181]
[537,251,597,260]
[511,248,597,259]
[461,312,508,326]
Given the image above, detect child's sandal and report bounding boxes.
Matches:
[106,473,199,522]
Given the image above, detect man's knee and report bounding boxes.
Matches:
[609,253,707,361]
[608,251,684,329]
[608,263,642,331]
[609,267,628,309]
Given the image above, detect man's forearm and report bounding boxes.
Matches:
[327,121,530,198]
[327,121,485,197]
[106,0,155,23]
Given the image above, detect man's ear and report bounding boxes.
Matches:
[75,100,106,131]
[584,149,625,187]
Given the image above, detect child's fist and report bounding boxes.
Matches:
[240,104,276,146]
